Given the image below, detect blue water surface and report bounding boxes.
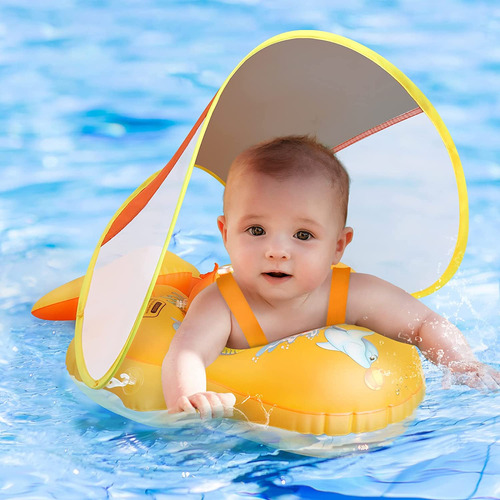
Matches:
[1,1,499,499]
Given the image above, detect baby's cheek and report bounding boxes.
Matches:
[227,241,249,263]
[299,268,327,292]
[233,248,256,270]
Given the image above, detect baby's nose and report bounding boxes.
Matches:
[265,246,290,261]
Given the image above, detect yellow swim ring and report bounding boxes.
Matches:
[37,251,425,436]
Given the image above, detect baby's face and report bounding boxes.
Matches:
[218,169,351,303]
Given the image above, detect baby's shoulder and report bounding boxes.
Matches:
[346,271,415,324]
[348,272,402,293]
[348,272,399,301]
[176,281,233,345]
[348,272,382,289]
[178,281,233,341]
[187,281,231,320]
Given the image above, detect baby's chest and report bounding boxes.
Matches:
[226,306,328,349]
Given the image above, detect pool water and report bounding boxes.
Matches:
[1,1,499,499]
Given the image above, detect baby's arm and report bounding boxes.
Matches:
[346,273,499,391]
[162,284,236,418]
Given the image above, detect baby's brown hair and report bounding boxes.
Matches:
[225,135,350,224]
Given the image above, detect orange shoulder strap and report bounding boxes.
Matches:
[216,273,269,347]
[326,266,351,325]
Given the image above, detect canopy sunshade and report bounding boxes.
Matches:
[74,31,468,390]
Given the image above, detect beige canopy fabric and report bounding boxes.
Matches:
[74,31,468,389]
[197,37,418,181]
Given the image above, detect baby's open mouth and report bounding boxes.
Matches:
[264,272,291,278]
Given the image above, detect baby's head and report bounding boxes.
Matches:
[219,136,353,297]
[223,135,350,225]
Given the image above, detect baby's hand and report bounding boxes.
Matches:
[441,361,500,392]
[169,392,236,419]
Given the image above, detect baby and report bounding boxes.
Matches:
[162,135,499,418]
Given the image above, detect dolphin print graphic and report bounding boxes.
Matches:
[317,326,379,368]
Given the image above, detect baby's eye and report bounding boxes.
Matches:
[294,230,313,241]
[247,226,265,236]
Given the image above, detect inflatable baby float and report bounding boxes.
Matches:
[35,253,425,436]
[33,31,467,442]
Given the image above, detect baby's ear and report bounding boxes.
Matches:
[217,215,228,245]
[332,227,354,264]
[344,227,354,246]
